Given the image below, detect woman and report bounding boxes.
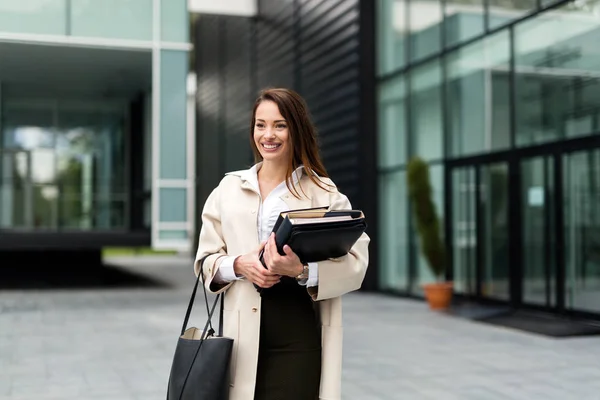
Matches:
[194,88,370,400]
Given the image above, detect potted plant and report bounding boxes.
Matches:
[406,157,452,310]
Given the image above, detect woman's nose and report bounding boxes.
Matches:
[264,128,276,138]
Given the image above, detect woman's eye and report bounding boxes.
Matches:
[276,124,287,129]
[256,123,264,128]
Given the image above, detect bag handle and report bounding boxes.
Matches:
[180,254,225,337]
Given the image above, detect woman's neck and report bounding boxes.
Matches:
[258,160,288,184]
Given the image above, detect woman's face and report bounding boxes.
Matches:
[253,100,290,164]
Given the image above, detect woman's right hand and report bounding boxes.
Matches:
[233,241,281,288]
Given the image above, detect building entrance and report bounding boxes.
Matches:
[447,140,600,317]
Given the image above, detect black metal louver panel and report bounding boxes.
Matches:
[297,0,361,201]
[195,14,223,206]
[256,0,296,90]
[193,14,254,253]
[223,16,254,172]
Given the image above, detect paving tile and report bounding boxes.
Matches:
[1,255,600,399]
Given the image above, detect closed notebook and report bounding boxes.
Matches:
[260,207,367,265]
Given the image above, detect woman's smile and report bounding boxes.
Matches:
[261,142,282,152]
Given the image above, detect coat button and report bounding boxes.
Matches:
[251,307,258,312]
[251,210,256,214]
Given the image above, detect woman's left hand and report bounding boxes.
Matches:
[263,233,303,278]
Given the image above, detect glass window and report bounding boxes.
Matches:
[0,0,66,35]
[160,188,187,222]
[159,230,188,240]
[161,0,189,42]
[378,75,406,169]
[514,4,600,147]
[70,0,152,41]
[444,0,485,47]
[160,50,188,180]
[410,59,443,162]
[488,0,537,29]
[409,0,443,62]
[378,170,409,292]
[446,30,510,157]
[377,0,406,75]
[412,163,444,293]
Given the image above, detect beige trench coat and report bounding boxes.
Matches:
[193,168,370,400]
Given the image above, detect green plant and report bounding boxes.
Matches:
[406,157,446,281]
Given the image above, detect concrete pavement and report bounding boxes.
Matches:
[1,255,600,399]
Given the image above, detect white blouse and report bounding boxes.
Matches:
[214,164,318,287]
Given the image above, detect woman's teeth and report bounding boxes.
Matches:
[263,143,280,149]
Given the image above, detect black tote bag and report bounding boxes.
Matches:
[166,255,233,400]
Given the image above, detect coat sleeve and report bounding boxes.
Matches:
[307,186,370,301]
[193,182,234,294]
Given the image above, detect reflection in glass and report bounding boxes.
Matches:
[444,0,485,47]
[409,0,443,61]
[515,4,600,146]
[452,167,476,295]
[378,171,409,292]
[0,100,127,231]
[377,0,406,75]
[564,149,600,313]
[446,31,511,157]
[0,151,31,228]
[480,163,509,300]
[488,0,537,29]
[414,164,444,294]
[378,75,406,168]
[410,60,443,161]
[522,156,556,306]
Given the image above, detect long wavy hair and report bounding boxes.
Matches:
[250,87,332,198]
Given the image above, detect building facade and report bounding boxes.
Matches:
[0,0,194,253]
[377,0,600,317]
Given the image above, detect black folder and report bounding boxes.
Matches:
[259,207,367,265]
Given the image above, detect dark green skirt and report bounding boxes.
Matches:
[254,278,322,400]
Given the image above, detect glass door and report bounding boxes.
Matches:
[521,155,556,307]
[450,161,510,301]
[479,162,510,300]
[452,167,477,296]
[563,149,600,314]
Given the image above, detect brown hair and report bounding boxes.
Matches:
[250,87,332,198]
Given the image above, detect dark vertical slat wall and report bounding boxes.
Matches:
[223,17,254,172]
[256,0,296,90]
[192,0,378,290]
[193,15,254,252]
[297,0,361,202]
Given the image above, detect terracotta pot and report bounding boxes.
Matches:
[422,281,453,310]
